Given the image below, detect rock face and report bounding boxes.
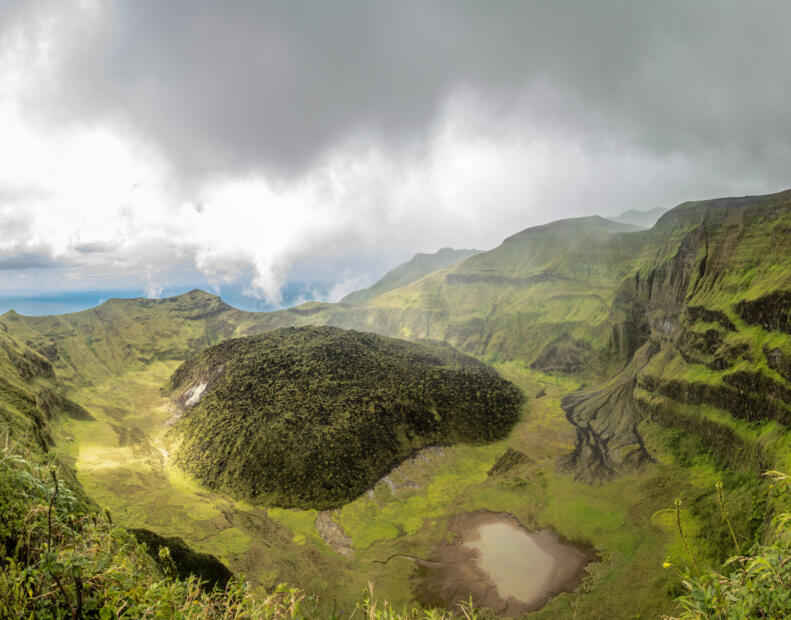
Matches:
[560,190,791,479]
[166,326,523,509]
[314,511,353,558]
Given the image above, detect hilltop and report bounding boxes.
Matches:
[341,247,481,305]
[166,326,522,508]
[606,206,668,228]
[0,289,291,386]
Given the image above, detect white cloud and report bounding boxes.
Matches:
[0,3,787,302]
[143,282,164,299]
[0,89,779,302]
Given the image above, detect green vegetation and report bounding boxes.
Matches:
[0,290,296,388]
[341,247,481,305]
[0,329,76,454]
[669,473,791,619]
[311,215,647,373]
[0,445,482,618]
[167,326,522,508]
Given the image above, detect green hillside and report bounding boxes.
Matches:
[341,247,481,304]
[296,216,649,375]
[0,327,89,455]
[0,290,293,388]
[167,326,522,508]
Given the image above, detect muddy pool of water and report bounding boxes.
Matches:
[413,512,596,616]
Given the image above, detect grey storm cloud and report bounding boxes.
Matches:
[0,252,58,270]
[8,0,791,182]
[2,1,791,301]
[72,241,116,255]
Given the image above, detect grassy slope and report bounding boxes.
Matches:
[0,291,277,386]
[0,329,52,451]
[0,327,90,458]
[299,216,646,379]
[341,247,481,305]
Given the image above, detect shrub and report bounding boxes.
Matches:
[668,472,791,619]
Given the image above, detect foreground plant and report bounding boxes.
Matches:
[668,472,791,619]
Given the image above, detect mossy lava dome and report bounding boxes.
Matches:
[166,326,523,508]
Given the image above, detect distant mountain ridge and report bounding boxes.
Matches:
[606,206,668,228]
[341,247,480,304]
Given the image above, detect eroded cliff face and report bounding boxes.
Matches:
[562,190,791,480]
[0,327,89,453]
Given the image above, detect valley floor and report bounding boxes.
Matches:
[53,360,720,618]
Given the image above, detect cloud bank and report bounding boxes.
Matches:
[1,1,790,302]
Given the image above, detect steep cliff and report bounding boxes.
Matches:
[561,190,791,481]
[0,325,89,453]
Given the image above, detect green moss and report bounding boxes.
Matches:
[168,326,523,509]
[336,441,502,549]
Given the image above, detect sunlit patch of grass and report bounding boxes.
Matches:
[211,527,252,556]
[336,442,502,550]
[651,506,702,571]
[267,508,327,549]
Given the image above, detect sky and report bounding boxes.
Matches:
[1,1,791,311]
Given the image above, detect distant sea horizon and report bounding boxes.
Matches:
[0,282,334,317]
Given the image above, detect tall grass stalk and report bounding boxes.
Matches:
[673,498,699,576]
[715,481,741,555]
